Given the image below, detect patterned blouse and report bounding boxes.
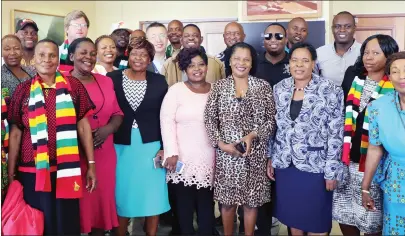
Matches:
[271,74,345,180]
[122,71,147,128]
[359,77,379,112]
[1,64,35,97]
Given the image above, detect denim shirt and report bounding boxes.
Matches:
[271,74,345,180]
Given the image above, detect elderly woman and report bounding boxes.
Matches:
[59,10,90,72]
[1,34,36,202]
[92,35,118,75]
[269,42,344,235]
[65,37,124,235]
[1,35,35,97]
[160,48,215,235]
[7,39,96,235]
[362,52,405,236]
[334,34,399,236]
[204,42,276,236]
[106,38,170,236]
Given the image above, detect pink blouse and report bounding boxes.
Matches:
[160,82,216,189]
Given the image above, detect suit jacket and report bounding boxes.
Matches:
[107,70,168,148]
[271,74,345,180]
[161,55,225,87]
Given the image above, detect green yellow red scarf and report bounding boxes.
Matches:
[28,72,82,198]
[342,75,393,171]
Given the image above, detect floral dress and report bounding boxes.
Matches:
[368,91,405,235]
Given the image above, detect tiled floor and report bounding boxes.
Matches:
[130,217,343,235]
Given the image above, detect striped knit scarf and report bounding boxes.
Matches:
[59,39,74,73]
[28,72,82,198]
[342,75,393,171]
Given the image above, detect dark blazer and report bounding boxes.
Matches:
[107,70,168,149]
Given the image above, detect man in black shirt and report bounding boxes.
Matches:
[256,23,291,88]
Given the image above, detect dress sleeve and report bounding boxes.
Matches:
[324,87,345,181]
[252,82,276,142]
[7,83,26,128]
[367,102,381,146]
[204,82,221,147]
[105,76,123,117]
[70,78,95,121]
[160,85,179,159]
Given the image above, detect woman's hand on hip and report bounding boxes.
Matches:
[164,155,178,172]
[325,179,337,191]
[218,141,242,157]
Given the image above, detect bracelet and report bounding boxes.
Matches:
[361,189,370,194]
[88,161,96,164]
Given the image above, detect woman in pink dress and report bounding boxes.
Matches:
[65,37,124,235]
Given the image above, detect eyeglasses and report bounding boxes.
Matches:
[147,34,167,41]
[332,24,353,30]
[264,33,284,40]
[70,23,88,29]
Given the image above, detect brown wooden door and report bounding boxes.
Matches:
[140,19,236,57]
[353,14,405,50]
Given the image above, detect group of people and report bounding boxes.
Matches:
[1,8,404,236]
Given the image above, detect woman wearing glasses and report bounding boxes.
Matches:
[204,42,276,236]
[59,10,90,72]
[270,42,345,235]
[65,37,123,235]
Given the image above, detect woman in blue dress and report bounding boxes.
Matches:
[362,51,405,235]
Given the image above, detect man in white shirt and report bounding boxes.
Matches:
[315,11,361,86]
[146,22,169,73]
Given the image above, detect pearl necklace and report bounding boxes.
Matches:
[293,87,305,91]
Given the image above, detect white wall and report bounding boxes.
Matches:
[2,1,97,40]
[94,1,238,36]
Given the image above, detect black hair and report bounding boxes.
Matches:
[35,39,59,54]
[183,24,201,34]
[386,51,405,75]
[353,34,399,75]
[264,22,287,35]
[1,34,21,44]
[146,22,166,32]
[177,48,208,71]
[335,11,356,25]
[95,35,114,50]
[289,42,317,61]
[226,42,258,76]
[66,37,95,65]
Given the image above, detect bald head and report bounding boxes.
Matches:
[168,20,183,44]
[130,29,146,43]
[223,22,245,48]
[287,17,308,46]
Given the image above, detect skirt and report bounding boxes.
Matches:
[332,162,383,233]
[115,128,170,217]
[18,171,80,235]
[274,165,333,233]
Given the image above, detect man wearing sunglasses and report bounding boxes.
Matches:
[256,23,291,88]
[315,11,361,86]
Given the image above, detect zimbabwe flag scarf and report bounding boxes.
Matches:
[28,72,82,198]
[342,75,393,172]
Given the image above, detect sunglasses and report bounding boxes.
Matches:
[264,33,284,40]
